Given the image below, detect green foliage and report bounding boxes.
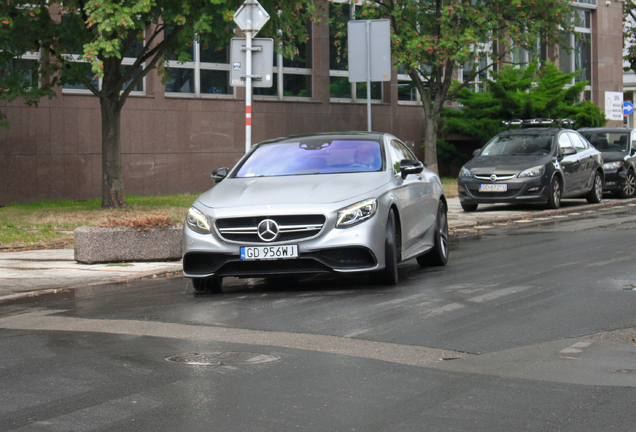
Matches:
[330,0,574,170]
[0,0,320,128]
[442,58,607,146]
[624,0,636,74]
[429,139,464,168]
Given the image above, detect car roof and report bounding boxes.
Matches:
[578,127,634,133]
[256,131,387,146]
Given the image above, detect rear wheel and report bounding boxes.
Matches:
[461,202,478,212]
[378,210,399,286]
[620,169,636,198]
[546,176,562,209]
[586,171,603,204]
[417,201,449,267]
[192,277,223,294]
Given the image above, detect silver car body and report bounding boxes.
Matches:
[182,132,446,282]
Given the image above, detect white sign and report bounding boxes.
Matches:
[605,91,624,121]
[234,0,270,35]
[348,19,391,83]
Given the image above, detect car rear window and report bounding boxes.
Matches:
[580,132,629,152]
[234,140,383,178]
[481,134,554,156]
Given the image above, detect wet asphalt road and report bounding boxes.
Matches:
[2,206,636,431]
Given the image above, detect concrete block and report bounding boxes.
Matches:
[74,226,183,264]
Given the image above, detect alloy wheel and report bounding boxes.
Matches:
[624,171,636,197]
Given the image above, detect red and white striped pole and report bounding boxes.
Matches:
[245,19,253,153]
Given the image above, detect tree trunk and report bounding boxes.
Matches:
[100,97,126,208]
[423,107,440,175]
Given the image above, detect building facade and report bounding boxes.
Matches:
[0,0,624,205]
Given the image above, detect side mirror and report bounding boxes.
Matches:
[211,167,229,183]
[561,147,577,156]
[473,148,481,157]
[399,159,424,179]
[631,146,636,156]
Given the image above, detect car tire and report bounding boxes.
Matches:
[620,169,636,198]
[546,176,562,209]
[461,203,478,212]
[378,210,399,286]
[192,277,223,294]
[586,171,603,204]
[417,201,449,267]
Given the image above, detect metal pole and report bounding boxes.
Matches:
[366,21,371,132]
[245,18,253,153]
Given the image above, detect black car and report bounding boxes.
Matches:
[458,119,604,211]
[578,127,636,198]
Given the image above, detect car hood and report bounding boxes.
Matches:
[197,172,390,208]
[466,155,552,175]
[600,151,627,163]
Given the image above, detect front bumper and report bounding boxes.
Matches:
[457,176,550,205]
[602,169,626,192]
[182,204,387,279]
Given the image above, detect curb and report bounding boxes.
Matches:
[0,267,183,305]
[449,196,636,233]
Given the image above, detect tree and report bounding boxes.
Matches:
[332,0,575,174]
[624,0,636,74]
[0,0,317,207]
[442,58,607,146]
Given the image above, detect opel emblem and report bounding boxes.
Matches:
[257,219,279,242]
[490,174,497,182]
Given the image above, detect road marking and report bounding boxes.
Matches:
[0,310,467,367]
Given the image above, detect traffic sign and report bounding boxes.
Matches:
[624,101,634,116]
[234,0,270,36]
[347,19,391,83]
[230,38,274,88]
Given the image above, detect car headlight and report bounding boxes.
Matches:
[186,207,211,234]
[603,161,622,170]
[459,166,474,178]
[336,199,378,228]
[518,165,545,178]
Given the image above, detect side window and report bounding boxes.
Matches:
[395,140,417,160]
[388,140,409,174]
[568,132,586,150]
[558,133,574,150]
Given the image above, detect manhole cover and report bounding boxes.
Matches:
[164,352,280,366]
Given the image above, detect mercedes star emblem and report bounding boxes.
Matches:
[257,219,279,242]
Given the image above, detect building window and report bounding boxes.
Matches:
[164,35,232,97]
[329,1,381,103]
[254,28,313,100]
[461,56,489,93]
[559,7,593,94]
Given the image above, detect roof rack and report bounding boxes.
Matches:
[502,118,575,131]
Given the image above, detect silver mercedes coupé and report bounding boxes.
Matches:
[182,132,449,293]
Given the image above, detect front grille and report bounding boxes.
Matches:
[217,259,331,277]
[471,190,519,198]
[216,215,326,243]
[474,174,516,181]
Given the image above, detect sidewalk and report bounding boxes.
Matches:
[1,196,634,302]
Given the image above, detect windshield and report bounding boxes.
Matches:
[480,134,554,156]
[235,139,383,178]
[579,132,629,152]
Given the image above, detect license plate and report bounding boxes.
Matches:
[240,245,298,260]
[479,184,507,192]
